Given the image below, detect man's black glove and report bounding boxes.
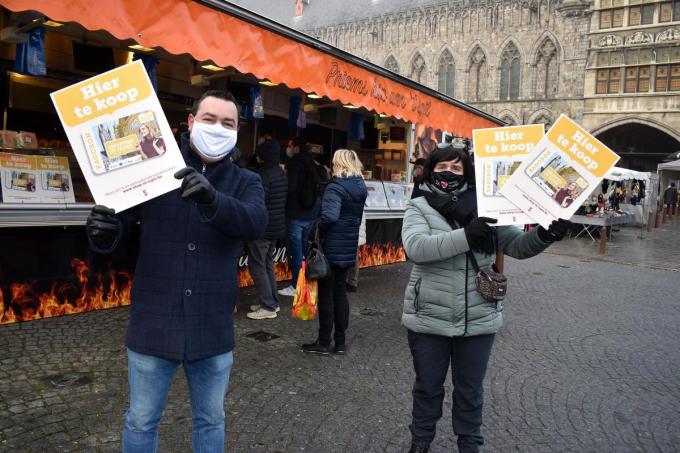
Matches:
[86,205,119,248]
[174,167,216,205]
[424,191,475,227]
[464,217,497,255]
[537,219,571,243]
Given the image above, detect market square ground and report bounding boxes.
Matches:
[1,223,679,453]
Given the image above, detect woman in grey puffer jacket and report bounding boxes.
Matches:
[402,146,570,453]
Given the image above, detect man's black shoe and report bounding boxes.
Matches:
[334,344,347,355]
[346,284,358,293]
[408,445,429,453]
[301,340,332,355]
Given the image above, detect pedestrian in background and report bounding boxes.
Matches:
[85,90,267,453]
[279,137,326,298]
[247,137,288,319]
[663,182,678,217]
[302,149,367,355]
[401,145,570,453]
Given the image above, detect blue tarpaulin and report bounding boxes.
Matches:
[14,28,46,76]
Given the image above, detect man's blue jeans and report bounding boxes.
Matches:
[286,218,314,288]
[123,348,233,453]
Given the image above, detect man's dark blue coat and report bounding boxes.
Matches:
[93,133,267,360]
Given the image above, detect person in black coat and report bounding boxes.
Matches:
[279,137,325,297]
[85,90,267,452]
[302,149,368,355]
[246,138,288,319]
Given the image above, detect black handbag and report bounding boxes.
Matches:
[305,223,330,280]
[466,251,507,302]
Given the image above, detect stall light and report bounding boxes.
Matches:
[33,18,64,28]
[307,93,322,99]
[379,113,389,118]
[343,104,358,109]
[258,80,277,86]
[201,64,225,72]
[128,44,154,52]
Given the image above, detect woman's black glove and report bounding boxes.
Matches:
[86,205,119,248]
[537,219,571,243]
[174,167,216,205]
[424,190,476,227]
[464,217,497,255]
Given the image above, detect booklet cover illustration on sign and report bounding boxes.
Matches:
[82,110,167,174]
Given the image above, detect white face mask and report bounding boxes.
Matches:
[286,147,294,158]
[190,120,237,160]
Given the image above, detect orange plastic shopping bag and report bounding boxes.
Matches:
[292,261,318,320]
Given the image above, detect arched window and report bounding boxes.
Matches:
[385,55,400,74]
[534,38,558,99]
[437,50,456,96]
[467,47,488,102]
[500,42,521,100]
[500,114,518,126]
[532,112,554,130]
[410,53,427,84]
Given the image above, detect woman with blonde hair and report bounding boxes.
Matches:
[137,123,166,160]
[302,149,367,355]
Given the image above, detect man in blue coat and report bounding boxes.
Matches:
[85,90,267,453]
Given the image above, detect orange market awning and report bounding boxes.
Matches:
[0,0,501,136]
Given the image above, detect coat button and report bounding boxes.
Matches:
[184,289,192,297]
[188,243,196,251]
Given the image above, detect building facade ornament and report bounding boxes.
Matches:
[656,28,680,43]
[598,34,621,48]
[625,31,653,46]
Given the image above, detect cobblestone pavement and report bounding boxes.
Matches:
[1,223,679,453]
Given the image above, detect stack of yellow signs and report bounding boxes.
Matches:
[0,153,75,204]
[473,115,620,228]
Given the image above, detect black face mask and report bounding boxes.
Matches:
[431,171,465,193]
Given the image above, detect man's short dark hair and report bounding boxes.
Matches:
[191,90,239,116]
[292,136,307,151]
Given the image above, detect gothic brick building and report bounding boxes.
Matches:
[237,0,680,171]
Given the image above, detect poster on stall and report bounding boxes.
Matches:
[499,115,620,228]
[36,156,76,203]
[364,181,389,209]
[50,60,185,212]
[383,182,410,210]
[472,124,544,225]
[0,153,41,203]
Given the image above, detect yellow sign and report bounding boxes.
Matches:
[546,115,619,178]
[0,153,36,170]
[104,135,140,159]
[51,61,152,128]
[473,124,545,158]
[36,156,69,172]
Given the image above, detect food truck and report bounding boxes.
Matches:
[0,0,501,324]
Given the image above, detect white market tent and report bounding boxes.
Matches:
[600,166,654,225]
[658,159,680,171]
[658,159,680,198]
[605,166,651,182]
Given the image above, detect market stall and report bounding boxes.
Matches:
[0,0,501,324]
[570,213,635,255]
